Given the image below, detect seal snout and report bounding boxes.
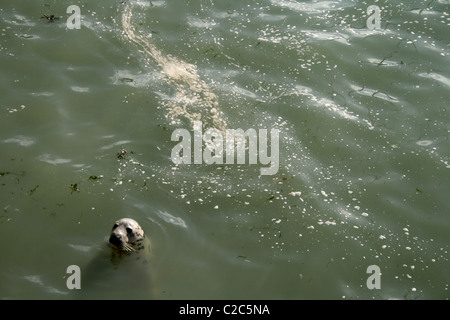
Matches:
[109,231,135,252]
[109,232,126,248]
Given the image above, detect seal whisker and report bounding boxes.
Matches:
[123,243,135,252]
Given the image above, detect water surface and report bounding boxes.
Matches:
[0,0,449,299]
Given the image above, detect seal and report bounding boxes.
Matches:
[108,218,152,265]
[76,218,153,299]
[109,218,146,252]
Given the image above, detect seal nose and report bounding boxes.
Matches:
[109,232,123,247]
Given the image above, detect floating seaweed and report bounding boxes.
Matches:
[70,183,80,194]
[41,14,60,22]
[117,149,128,160]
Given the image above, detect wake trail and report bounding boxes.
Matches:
[120,3,226,131]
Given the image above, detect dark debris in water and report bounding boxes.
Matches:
[41,14,60,22]
[117,149,134,160]
[0,171,25,177]
[120,77,134,83]
[274,176,294,183]
[88,175,103,181]
[70,183,80,194]
[0,171,26,186]
[28,185,39,196]
[117,149,128,160]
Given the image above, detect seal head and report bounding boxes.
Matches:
[109,218,145,252]
[77,218,152,298]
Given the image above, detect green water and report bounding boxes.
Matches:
[0,0,449,299]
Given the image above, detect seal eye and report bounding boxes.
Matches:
[126,227,133,234]
[112,223,119,230]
